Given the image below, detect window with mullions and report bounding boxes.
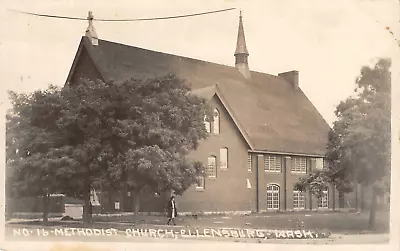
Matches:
[293,190,305,209]
[207,156,217,178]
[248,154,252,172]
[291,157,307,173]
[266,184,280,210]
[318,190,329,208]
[264,155,282,172]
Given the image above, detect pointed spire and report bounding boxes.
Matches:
[234,11,250,79]
[235,11,249,56]
[85,11,98,46]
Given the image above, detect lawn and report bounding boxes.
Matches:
[7,211,389,235]
[93,211,389,234]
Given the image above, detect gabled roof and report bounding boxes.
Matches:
[192,85,254,150]
[67,36,331,156]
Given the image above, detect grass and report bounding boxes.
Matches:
[8,211,389,234]
[96,211,390,234]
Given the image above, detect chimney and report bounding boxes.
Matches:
[234,11,251,79]
[278,70,299,89]
[85,11,98,46]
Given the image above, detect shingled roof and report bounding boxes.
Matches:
[67,36,331,156]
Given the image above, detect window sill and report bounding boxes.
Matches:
[293,208,306,211]
[208,176,217,180]
[195,188,205,192]
[265,170,282,173]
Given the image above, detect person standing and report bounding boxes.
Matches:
[166,196,178,225]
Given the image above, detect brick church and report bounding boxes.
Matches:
[63,12,364,214]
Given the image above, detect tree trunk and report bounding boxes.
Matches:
[132,190,141,214]
[108,191,114,212]
[42,193,50,225]
[355,183,359,212]
[119,184,126,212]
[360,185,365,211]
[368,186,378,229]
[82,177,91,225]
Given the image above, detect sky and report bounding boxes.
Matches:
[0,0,398,125]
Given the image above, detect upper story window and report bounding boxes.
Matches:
[204,115,211,133]
[220,147,228,169]
[206,156,217,178]
[316,158,324,170]
[247,154,252,172]
[291,157,307,174]
[213,108,220,134]
[264,155,282,172]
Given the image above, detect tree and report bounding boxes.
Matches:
[60,74,210,216]
[294,59,391,229]
[6,86,78,223]
[87,74,211,213]
[7,74,210,223]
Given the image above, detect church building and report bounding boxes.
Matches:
[64,11,359,214]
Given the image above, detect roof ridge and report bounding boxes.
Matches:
[87,36,279,79]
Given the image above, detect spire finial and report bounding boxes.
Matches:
[85,10,98,46]
[88,11,94,20]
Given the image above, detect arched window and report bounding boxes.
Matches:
[266,184,280,210]
[293,190,305,209]
[220,147,228,169]
[204,115,210,133]
[213,108,220,134]
[206,156,217,178]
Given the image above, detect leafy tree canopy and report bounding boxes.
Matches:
[6,74,211,222]
[294,59,391,197]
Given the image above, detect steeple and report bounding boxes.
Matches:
[234,11,250,79]
[85,11,98,46]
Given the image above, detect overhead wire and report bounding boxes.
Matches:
[8,8,236,22]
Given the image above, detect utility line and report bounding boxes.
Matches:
[9,8,236,22]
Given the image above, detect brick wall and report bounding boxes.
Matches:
[176,96,254,213]
[256,155,340,212]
